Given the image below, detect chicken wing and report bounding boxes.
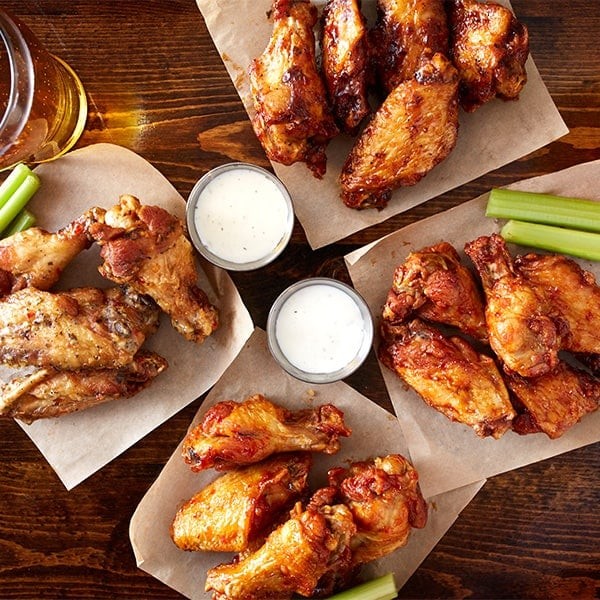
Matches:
[0,286,159,370]
[382,241,487,340]
[370,0,449,94]
[248,0,339,178]
[0,350,167,423]
[379,319,515,437]
[447,0,529,112]
[341,52,459,209]
[320,0,371,135]
[171,453,311,553]
[181,394,351,472]
[328,454,428,566]
[87,195,218,344]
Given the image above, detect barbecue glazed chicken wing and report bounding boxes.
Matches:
[171,453,311,553]
[0,350,167,423]
[182,394,351,471]
[320,0,371,135]
[87,195,218,344]
[248,0,338,178]
[447,0,529,112]
[382,241,487,340]
[341,52,459,209]
[379,319,515,437]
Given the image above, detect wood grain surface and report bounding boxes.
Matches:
[0,1,599,598]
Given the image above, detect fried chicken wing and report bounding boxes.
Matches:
[320,0,371,135]
[0,350,167,423]
[0,286,159,370]
[379,319,515,437]
[181,394,351,472]
[87,195,218,344]
[248,0,339,178]
[447,0,529,112]
[171,453,311,553]
[370,0,449,94]
[382,241,487,340]
[341,52,459,209]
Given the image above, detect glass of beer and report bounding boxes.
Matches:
[0,10,87,171]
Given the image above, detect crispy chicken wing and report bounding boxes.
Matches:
[320,0,371,135]
[171,453,311,553]
[379,319,515,437]
[0,286,159,370]
[87,195,218,344]
[341,52,459,209]
[447,0,529,112]
[382,241,487,340]
[370,0,449,94]
[248,0,339,178]
[0,350,167,423]
[181,394,351,472]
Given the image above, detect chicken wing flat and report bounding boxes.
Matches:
[370,0,449,94]
[464,234,563,378]
[320,0,371,135]
[505,360,599,439]
[0,286,159,370]
[328,454,427,566]
[87,195,218,344]
[181,394,351,472]
[341,52,459,209]
[379,319,515,437]
[447,0,529,112]
[0,350,167,423]
[171,453,311,553]
[382,241,487,340]
[248,0,339,178]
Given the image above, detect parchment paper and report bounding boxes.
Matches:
[346,159,600,500]
[130,328,485,599]
[195,0,568,249]
[1,143,254,490]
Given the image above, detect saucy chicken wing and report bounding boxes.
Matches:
[379,319,515,437]
[182,394,351,471]
[87,195,218,344]
[341,52,459,209]
[248,0,339,178]
[382,241,487,340]
[447,0,529,112]
[0,350,167,423]
[321,0,371,135]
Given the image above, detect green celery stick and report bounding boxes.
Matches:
[486,188,600,233]
[501,220,600,262]
[0,173,40,234]
[0,163,31,210]
[3,208,37,237]
[325,573,398,600]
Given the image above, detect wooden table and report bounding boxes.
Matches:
[1,1,599,598]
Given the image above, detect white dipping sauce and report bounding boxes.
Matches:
[274,284,367,374]
[193,167,291,264]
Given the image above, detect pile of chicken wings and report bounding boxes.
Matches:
[248,0,529,209]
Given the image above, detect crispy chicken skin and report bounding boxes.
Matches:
[182,394,351,472]
[248,0,338,178]
[447,0,529,112]
[171,453,311,553]
[320,0,371,135]
[370,0,449,94]
[87,195,218,344]
[0,350,167,423]
[383,241,487,340]
[341,52,459,209]
[328,454,428,566]
[379,319,515,437]
[0,286,159,370]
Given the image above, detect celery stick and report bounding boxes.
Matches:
[325,573,398,600]
[0,163,31,210]
[486,188,600,233]
[3,209,37,237]
[501,220,600,262]
[0,173,40,234]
